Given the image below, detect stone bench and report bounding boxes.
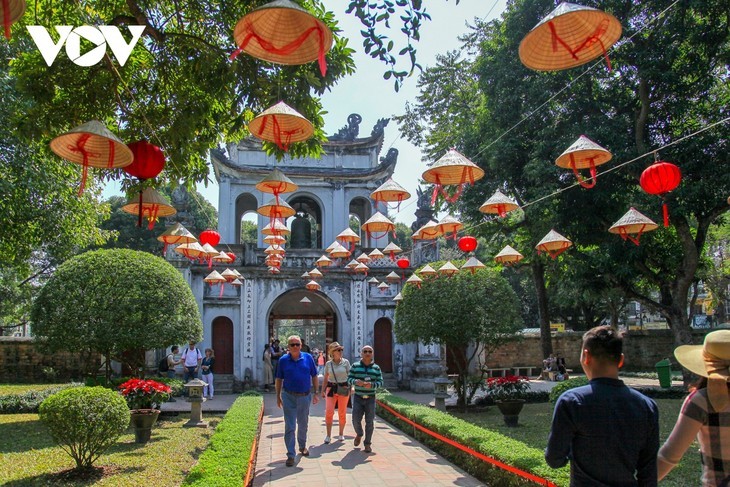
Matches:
[485,368,511,378]
[512,366,541,377]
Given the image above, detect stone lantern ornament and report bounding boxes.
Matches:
[433,377,452,411]
[183,378,209,428]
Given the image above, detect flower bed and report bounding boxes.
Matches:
[118,378,171,410]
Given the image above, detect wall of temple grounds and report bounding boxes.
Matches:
[485,329,707,371]
[0,337,98,383]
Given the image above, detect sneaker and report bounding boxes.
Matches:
[285,457,294,467]
[354,436,362,447]
[324,436,331,444]
[299,447,310,456]
[337,435,345,441]
[364,445,372,453]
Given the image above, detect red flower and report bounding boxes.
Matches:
[118,379,171,410]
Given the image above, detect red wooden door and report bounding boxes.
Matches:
[373,318,393,373]
[212,317,233,374]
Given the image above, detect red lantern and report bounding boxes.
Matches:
[396,257,410,269]
[458,236,478,253]
[199,229,221,247]
[640,161,681,227]
[227,252,236,263]
[124,141,166,180]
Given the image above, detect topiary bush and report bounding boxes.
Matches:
[549,377,590,403]
[39,386,130,470]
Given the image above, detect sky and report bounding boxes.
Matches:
[103,1,508,226]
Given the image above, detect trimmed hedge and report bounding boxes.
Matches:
[376,392,570,487]
[0,383,83,414]
[182,394,264,486]
[549,377,589,403]
[87,376,185,397]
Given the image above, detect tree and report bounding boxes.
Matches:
[31,249,202,380]
[240,220,258,245]
[394,263,523,407]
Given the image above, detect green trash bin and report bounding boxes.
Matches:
[656,359,672,389]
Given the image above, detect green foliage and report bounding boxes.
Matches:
[393,222,414,251]
[0,383,83,414]
[549,377,590,404]
[183,395,263,486]
[31,249,203,374]
[376,392,570,486]
[240,220,258,245]
[38,387,130,470]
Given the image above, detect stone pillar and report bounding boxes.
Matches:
[410,342,446,393]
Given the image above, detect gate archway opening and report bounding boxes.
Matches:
[268,289,337,355]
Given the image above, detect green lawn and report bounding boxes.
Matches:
[0,413,222,486]
[0,384,72,395]
[452,399,700,487]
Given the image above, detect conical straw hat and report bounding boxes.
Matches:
[518,2,622,71]
[255,168,298,194]
[385,271,401,283]
[213,251,234,263]
[356,252,371,263]
[354,262,369,273]
[367,277,380,284]
[263,234,287,245]
[418,264,437,277]
[262,219,290,236]
[308,268,323,279]
[1,0,26,38]
[157,222,197,245]
[231,0,333,71]
[325,240,339,253]
[248,101,314,148]
[494,245,524,265]
[479,190,520,215]
[368,248,384,260]
[328,242,350,259]
[121,187,177,219]
[269,266,281,274]
[257,196,296,218]
[461,257,486,274]
[221,268,238,282]
[50,120,133,169]
[174,242,205,259]
[371,178,411,203]
[300,297,312,305]
[337,228,361,243]
[556,135,612,169]
[345,259,359,269]
[406,274,423,286]
[201,243,220,258]
[361,212,395,234]
[609,207,658,243]
[437,215,463,236]
[393,292,403,303]
[412,221,442,240]
[438,261,459,276]
[378,281,390,290]
[231,278,244,286]
[382,242,402,255]
[301,271,310,279]
[232,269,243,278]
[204,270,226,284]
[305,280,321,291]
[264,244,286,255]
[536,229,573,254]
[422,149,485,186]
[316,255,332,267]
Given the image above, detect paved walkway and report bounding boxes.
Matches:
[160,394,238,413]
[252,393,484,487]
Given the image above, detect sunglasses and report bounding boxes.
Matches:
[362,350,373,354]
[288,343,301,347]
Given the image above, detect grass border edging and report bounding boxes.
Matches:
[376,392,570,487]
[182,394,264,486]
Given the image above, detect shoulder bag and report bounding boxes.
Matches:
[329,362,350,397]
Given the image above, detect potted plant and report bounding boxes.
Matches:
[485,375,530,426]
[118,378,172,443]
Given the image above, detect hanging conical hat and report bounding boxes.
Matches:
[345,259,359,269]
[494,245,524,265]
[361,212,395,234]
[257,196,296,218]
[437,215,463,236]
[263,234,287,245]
[174,242,205,259]
[412,221,442,241]
[248,101,314,149]
[1,0,26,39]
[315,255,332,268]
[300,297,312,305]
[356,252,371,263]
[213,251,234,263]
[461,257,486,274]
[556,135,612,169]
[518,2,622,71]
[337,228,361,243]
[301,271,310,279]
[367,277,380,284]
[382,242,402,257]
[385,271,401,283]
[221,268,238,282]
[50,120,133,169]
[204,270,226,284]
[305,280,321,291]
[231,0,333,72]
[308,268,323,279]
[371,178,411,203]
[121,187,177,218]
[255,167,298,195]
[378,281,390,290]
[368,248,385,260]
[354,262,369,274]
[264,244,286,255]
[422,149,485,186]
[262,219,290,236]
[536,229,573,256]
[157,222,197,245]
[328,242,350,259]
[406,274,423,286]
[232,269,243,278]
[609,207,658,245]
[393,292,403,303]
[269,266,281,274]
[418,264,437,278]
[201,243,220,258]
[438,261,460,277]
[479,190,521,216]
[231,278,244,286]
[325,240,339,253]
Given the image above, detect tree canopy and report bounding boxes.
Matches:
[31,249,203,377]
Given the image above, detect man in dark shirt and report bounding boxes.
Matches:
[545,325,659,486]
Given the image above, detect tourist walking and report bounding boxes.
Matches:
[182,341,203,382]
[275,335,319,467]
[658,330,730,485]
[161,345,181,379]
[347,345,383,454]
[262,343,274,392]
[201,348,215,399]
[545,325,659,486]
[321,342,351,443]
[271,339,282,376]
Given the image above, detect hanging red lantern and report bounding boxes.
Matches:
[226,252,236,263]
[124,141,166,180]
[458,236,478,253]
[199,229,221,247]
[640,160,681,227]
[396,257,410,269]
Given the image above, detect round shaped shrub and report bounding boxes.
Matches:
[39,386,130,470]
[549,376,590,403]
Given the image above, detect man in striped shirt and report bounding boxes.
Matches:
[347,345,383,453]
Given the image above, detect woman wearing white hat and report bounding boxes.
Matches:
[658,330,730,485]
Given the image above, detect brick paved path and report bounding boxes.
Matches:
[253,393,485,487]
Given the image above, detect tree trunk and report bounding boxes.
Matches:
[531,259,553,358]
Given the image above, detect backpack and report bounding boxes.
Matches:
[159,355,170,372]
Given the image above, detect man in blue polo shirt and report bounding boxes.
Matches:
[545,325,659,486]
[275,335,319,467]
